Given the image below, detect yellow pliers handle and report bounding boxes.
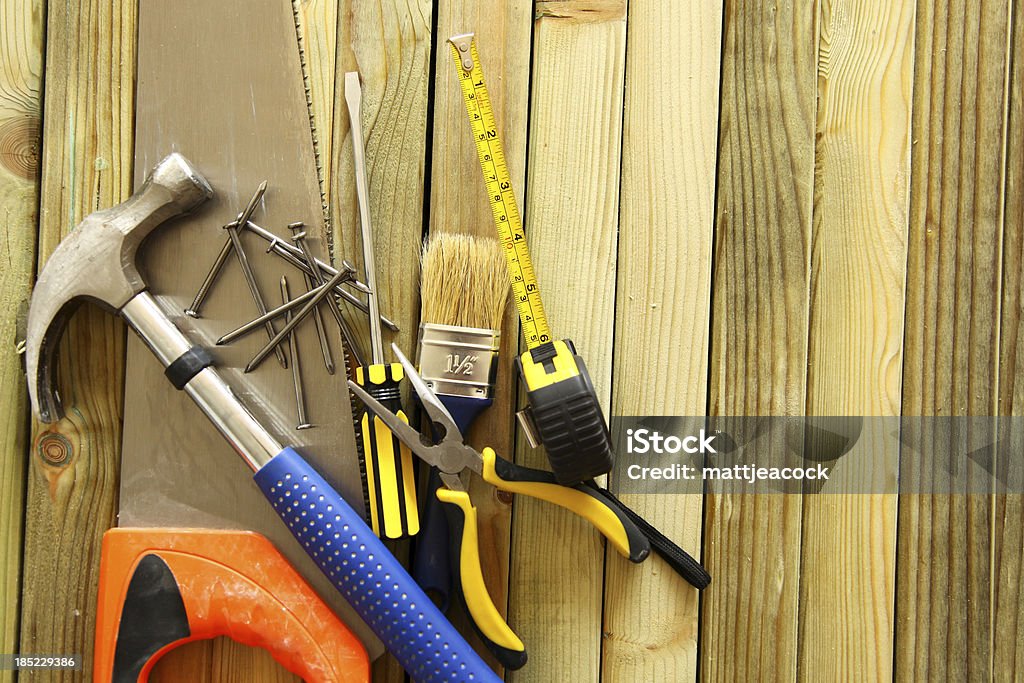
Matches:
[436,447,650,669]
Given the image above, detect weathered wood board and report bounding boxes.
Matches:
[601,0,720,681]
[508,3,627,681]
[0,0,43,674]
[799,1,915,679]
[702,0,816,680]
[897,1,1010,680]
[19,0,136,676]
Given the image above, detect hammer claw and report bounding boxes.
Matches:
[25,153,213,423]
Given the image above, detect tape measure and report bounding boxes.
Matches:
[448,34,613,485]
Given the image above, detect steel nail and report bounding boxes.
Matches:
[224,182,288,368]
[281,276,313,430]
[216,281,331,345]
[288,223,336,375]
[244,220,398,330]
[245,266,350,372]
[186,237,233,317]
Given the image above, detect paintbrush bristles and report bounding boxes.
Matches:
[421,233,509,330]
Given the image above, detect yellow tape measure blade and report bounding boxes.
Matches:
[448,35,551,348]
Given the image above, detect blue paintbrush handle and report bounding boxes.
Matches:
[254,447,500,683]
[413,396,491,608]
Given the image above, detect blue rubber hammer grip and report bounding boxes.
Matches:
[254,447,500,683]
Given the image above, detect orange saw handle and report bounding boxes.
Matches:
[94,528,369,683]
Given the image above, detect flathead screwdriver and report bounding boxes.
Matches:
[345,71,418,540]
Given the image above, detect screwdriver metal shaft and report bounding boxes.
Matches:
[346,72,384,364]
[345,71,418,540]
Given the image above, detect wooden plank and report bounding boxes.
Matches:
[600,1,719,681]
[0,0,43,673]
[427,0,532,673]
[18,0,136,675]
[151,642,214,683]
[701,0,816,680]
[896,1,1010,680]
[799,1,915,679]
[506,3,626,680]
[295,0,339,212]
[329,2,434,679]
[995,1,1024,678]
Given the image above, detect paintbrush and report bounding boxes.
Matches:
[412,233,508,608]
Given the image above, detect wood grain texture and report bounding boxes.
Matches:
[799,0,915,680]
[0,0,42,672]
[428,0,532,673]
[702,0,816,680]
[600,1,718,681]
[896,1,1010,680]
[330,0,432,374]
[295,0,339,213]
[151,641,214,683]
[506,3,626,681]
[329,2,433,679]
[19,0,136,676]
[995,1,1024,678]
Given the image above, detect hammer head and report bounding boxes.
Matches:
[27,153,213,423]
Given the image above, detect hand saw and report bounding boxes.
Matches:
[116,0,380,671]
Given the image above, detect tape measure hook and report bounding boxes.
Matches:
[449,33,475,71]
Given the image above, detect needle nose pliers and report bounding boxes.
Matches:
[348,343,650,669]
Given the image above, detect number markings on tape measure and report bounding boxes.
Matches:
[449,34,550,349]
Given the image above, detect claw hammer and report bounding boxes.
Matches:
[24,153,500,683]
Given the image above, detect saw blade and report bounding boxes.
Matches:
[124,0,380,658]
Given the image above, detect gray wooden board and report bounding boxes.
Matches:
[121,0,381,657]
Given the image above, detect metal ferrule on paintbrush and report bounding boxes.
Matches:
[417,322,500,400]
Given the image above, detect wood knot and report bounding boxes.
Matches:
[37,432,73,466]
[0,113,42,180]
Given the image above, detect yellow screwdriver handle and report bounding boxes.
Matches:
[356,363,419,539]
